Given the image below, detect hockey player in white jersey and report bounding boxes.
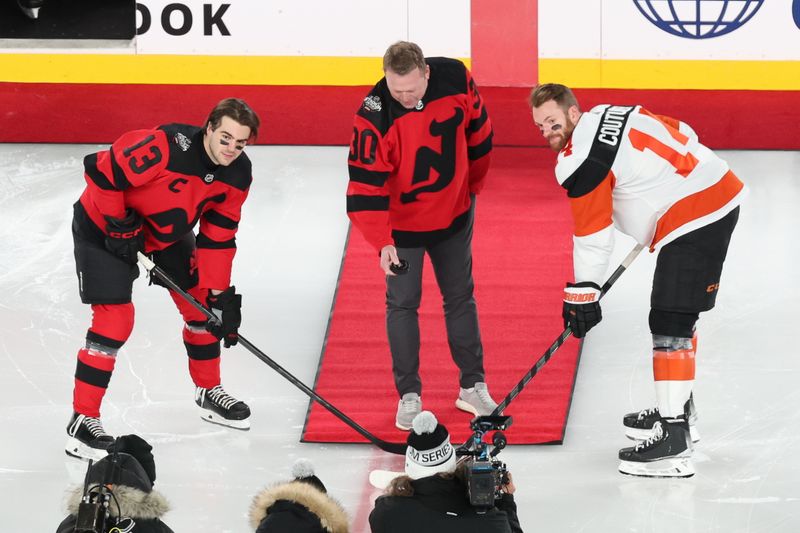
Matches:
[529,83,746,478]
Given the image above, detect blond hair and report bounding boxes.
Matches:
[383,41,426,75]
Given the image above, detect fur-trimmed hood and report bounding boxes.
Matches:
[249,481,349,533]
[64,483,171,520]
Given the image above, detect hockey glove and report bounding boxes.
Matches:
[107,434,156,486]
[562,281,602,338]
[104,208,145,265]
[206,286,242,348]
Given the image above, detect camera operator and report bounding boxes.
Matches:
[57,435,173,533]
[369,412,522,533]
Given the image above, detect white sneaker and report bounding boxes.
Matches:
[455,382,498,416]
[395,393,421,431]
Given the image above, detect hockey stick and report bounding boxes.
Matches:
[136,252,407,456]
[487,243,645,419]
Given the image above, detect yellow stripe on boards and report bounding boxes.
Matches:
[539,58,800,90]
[0,54,472,85]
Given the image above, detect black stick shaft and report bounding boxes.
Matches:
[491,244,644,416]
[137,253,407,455]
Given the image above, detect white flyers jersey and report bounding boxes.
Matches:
[554,104,746,285]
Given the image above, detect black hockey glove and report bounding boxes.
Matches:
[206,286,242,348]
[104,208,145,265]
[562,281,602,338]
[107,434,156,486]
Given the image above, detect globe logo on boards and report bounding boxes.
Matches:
[794,0,800,29]
[633,0,764,39]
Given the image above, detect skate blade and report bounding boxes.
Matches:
[625,425,700,443]
[618,457,695,478]
[65,437,109,462]
[199,408,251,430]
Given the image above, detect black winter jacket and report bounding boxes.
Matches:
[249,480,350,533]
[368,475,523,533]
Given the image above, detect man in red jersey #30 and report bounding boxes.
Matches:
[66,98,260,461]
[346,41,498,431]
[530,84,746,478]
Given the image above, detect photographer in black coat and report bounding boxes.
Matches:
[249,458,349,533]
[369,412,522,533]
[57,435,173,533]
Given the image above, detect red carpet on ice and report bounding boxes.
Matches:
[302,147,582,445]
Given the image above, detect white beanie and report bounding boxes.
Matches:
[404,411,456,480]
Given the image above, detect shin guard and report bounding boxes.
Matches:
[652,335,695,419]
[73,303,134,416]
[170,287,221,389]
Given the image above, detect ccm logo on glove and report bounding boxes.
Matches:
[107,228,142,239]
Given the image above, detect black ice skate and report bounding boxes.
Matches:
[195,385,251,430]
[623,394,699,443]
[618,418,694,478]
[65,412,114,461]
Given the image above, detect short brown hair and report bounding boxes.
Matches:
[528,83,580,112]
[383,41,426,75]
[205,97,261,140]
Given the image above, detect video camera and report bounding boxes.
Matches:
[456,415,512,509]
[73,452,121,533]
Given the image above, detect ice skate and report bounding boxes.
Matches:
[195,385,251,430]
[395,392,421,431]
[623,394,699,443]
[618,418,694,478]
[455,382,498,416]
[65,412,114,461]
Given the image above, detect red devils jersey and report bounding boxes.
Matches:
[346,57,493,250]
[78,124,251,290]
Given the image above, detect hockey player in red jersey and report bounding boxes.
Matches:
[346,41,498,431]
[530,84,746,477]
[66,98,260,460]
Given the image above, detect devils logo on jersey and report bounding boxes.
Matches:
[147,194,227,243]
[401,107,464,204]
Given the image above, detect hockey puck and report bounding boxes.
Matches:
[389,259,409,275]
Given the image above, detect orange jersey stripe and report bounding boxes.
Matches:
[652,170,744,249]
[570,170,615,237]
[653,349,696,381]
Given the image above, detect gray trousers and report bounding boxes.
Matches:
[386,204,486,397]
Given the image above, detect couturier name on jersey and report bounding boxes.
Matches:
[597,106,634,147]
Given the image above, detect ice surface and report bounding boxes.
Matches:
[0,144,797,532]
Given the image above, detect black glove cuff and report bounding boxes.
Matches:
[567,281,602,290]
[207,286,237,310]
[105,208,142,232]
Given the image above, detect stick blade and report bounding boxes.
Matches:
[376,441,407,455]
[369,469,405,489]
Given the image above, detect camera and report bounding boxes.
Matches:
[74,452,122,533]
[456,415,512,509]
